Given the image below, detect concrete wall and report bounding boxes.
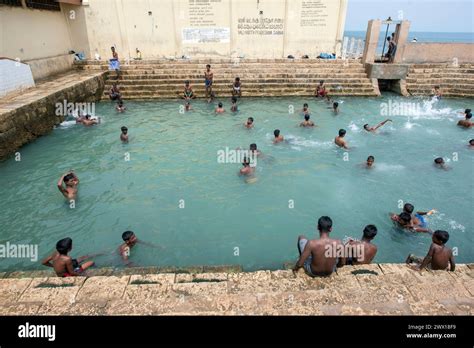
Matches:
[82,0,347,60]
[0,59,35,97]
[401,43,474,64]
[0,6,72,61]
[25,54,75,81]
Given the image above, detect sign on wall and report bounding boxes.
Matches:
[182,27,230,43]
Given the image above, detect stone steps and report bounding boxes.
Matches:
[0,263,472,315]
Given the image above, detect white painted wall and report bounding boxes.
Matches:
[0,59,35,97]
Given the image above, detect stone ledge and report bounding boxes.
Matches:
[0,263,472,315]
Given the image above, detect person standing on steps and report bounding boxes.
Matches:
[204,64,214,103]
[109,46,120,80]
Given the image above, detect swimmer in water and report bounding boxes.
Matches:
[239,156,254,176]
[273,129,284,143]
[434,157,449,170]
[301,103,310,114]
[394,212,431,233]
[120,126,128,143]
[82,114,99,126]
[244,117,254,129]
[185,101,192,111]
[334,129,348,149]
[231,97,238,112]
[215,102,225,114]
[363,119,392,133]
[116,100,126,112]
[315,80,328,98]
[432,85,442,99]
[469,139,474,148]
[119,230,138,266]
[406,230,455,271]
[457,110,473,128]
[300,114,315,127]
[249,143,261,157]
[57,171,79,200]
[42,237,95,277]
[332,102,339,114]
[366,155,374,168]
[391,203,435,233]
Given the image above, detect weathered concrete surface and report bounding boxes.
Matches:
[0,264,472,315]
[365,63,410,80]
[0,70,106,160]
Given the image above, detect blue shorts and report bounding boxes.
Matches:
[205,79,213,87]
[109,59,120,71]
[415,213,427,228]
[298,238,337,277]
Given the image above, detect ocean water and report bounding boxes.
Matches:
[0,95,472,271]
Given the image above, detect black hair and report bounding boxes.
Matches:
[235,77,240,81]
[206,64,211,68]
[434,157,444,164]
[319,80,324,84]
[466,113,472,119]
[122,231,135,241]
[185,80,190,85]
[248,117,254,122]
[111,46,115,50]
[387,37,391,41]
[242,156,250,166]
[333,102,339,108]
[433,230,449,244]
[363,225,378,239]
[274,129,280,137]
[250,143,257,150]
[470,139,474,145]
[434,85,440,89]
[338,129,346,137]
[56,237,72,255]
[231,97,237,103]
[403,203,414,214]
[399,212,411,224]
[304,114,310,121]
[303,103,308,107]
[64,173,75,183]
[317,216,333,232]
[218,102,223,108]
[121,126,128,132]
[363,124,369,129]
[465,109,471,114]
[367,155,374,161]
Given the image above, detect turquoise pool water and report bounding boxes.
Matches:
[0,94,472,271]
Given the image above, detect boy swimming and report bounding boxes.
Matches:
[116,100,126,112]
[244,117,254,128]
[57,171,79,200]
[120,126,128,143]
[406,230,455,271]
[42,237,95,277]
[366,155,375,168]
[332,102,339,114]
[232,77,241,97]
[434,157,449,170]
[215,102,225,114]
[363,119,392,132]
[185,101,192,111]
[231,97,238,112]
[301,103,310,114]
[300,114,315,127]
[82,114,99,126]
[432,85,442,99]
[239,157,254,176]
[457,111,473,128]
[334,129,349,149]
[119,231,138,265]
[393,203,436,231]
[273,129,284,143]
[469,139,474,147]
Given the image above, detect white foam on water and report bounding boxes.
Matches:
[409,99,453,120]
[348,122,359,132]
[287,135,333,148]
[291,146,302,151]
[57,120,77,128]
[374,163,405,172]
[426,128,440,135]
[449,220,465,232]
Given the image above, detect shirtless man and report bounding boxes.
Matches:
[42,237,94,277]
[273,129,284,143]
[249,143,261,157]
[183,80,196,100]
[215,102,225,114]
[204,64,214,102]
[392,212,431,233]
[244,117,254,129]
[457,111,473,128]
[239,157,254,175]
[315,80,327,98]
[391,203,435,233]
[363,119,392,132]
[109,83,121,101]
[334,129,348,149]
[57,171,79,200]
[300,114,315,127]
[82,114,99,126]
[406,230,455,271]
[120,126,129,143]
[344,225,378,265]
[232,77,241,98]
[293,216,343,277]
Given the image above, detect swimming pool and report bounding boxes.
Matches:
[0,94,472,271]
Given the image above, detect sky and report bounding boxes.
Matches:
[345,0,474,32]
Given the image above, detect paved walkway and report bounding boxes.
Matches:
[0,263,472,315]
[0,70,105,116]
